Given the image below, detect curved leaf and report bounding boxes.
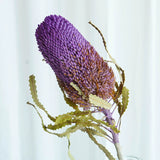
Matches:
[118,86,129,116]
[28,75,55,122]
[85,128,115,160]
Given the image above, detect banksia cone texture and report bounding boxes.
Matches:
[35,15,115,108]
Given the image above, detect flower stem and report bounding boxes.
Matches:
[114,143,124,160]
[102,109,124,160]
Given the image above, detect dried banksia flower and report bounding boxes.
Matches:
[28,14,129,160]
[35,15,115,108]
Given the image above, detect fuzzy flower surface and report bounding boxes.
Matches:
[35,15,115,108]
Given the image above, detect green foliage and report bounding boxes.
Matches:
[29,75,45,110]
[55,113,73,125]
[118,87,129,117]
[63,95,78,110]
[27,75,115,159]
[27,74,126,160]
[48,124,82,138]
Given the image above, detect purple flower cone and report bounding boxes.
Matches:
[35,15,115,108]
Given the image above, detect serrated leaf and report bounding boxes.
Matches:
[118,103,122,116]
[121,87,129,114]
[89,94,112,109]
[48,124,83,138]
[118,86,129,116]
[27,102,47,131]
[54,110,89,125]
[28,75,55,122]
[47,121,71,131]
[29,75,45,110]
[64,96,79,110]
[55,114,73,125]
[81,128,102,136]
[122,87,129,104]
[113,82,123,102]
[89,114,120,133]
[88,124,110,138]
[113,65,125,103]
[57,78,79,110]
[85,128,115,160]
[81,127,113,143]
[46,110,90,131]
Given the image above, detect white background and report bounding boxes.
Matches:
[0,0,160,160]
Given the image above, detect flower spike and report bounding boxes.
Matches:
[35,15,115,108]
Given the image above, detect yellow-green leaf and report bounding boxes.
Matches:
[55,114,73,125]
[28,75,55,122]
[57,78,78,110]
[118,86,129,116]
[29,75,44,110]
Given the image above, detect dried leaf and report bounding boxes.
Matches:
[28,75,55,122]
[46,110,90,131]
[118,86,129,116]
[89,114,120,133]
[29,75,45,110]
[89,21,116,65]
[55,114,73,125]
[81,127,104,137]
[57,78,78,110]
[121,86,129,115]
[85,128,116,160]
[70,82,83,96]
[48,124,82,137]
[89,94,112,109]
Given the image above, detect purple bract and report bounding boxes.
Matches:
[35,15,115,107]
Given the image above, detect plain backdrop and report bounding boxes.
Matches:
[0,0,160,160]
